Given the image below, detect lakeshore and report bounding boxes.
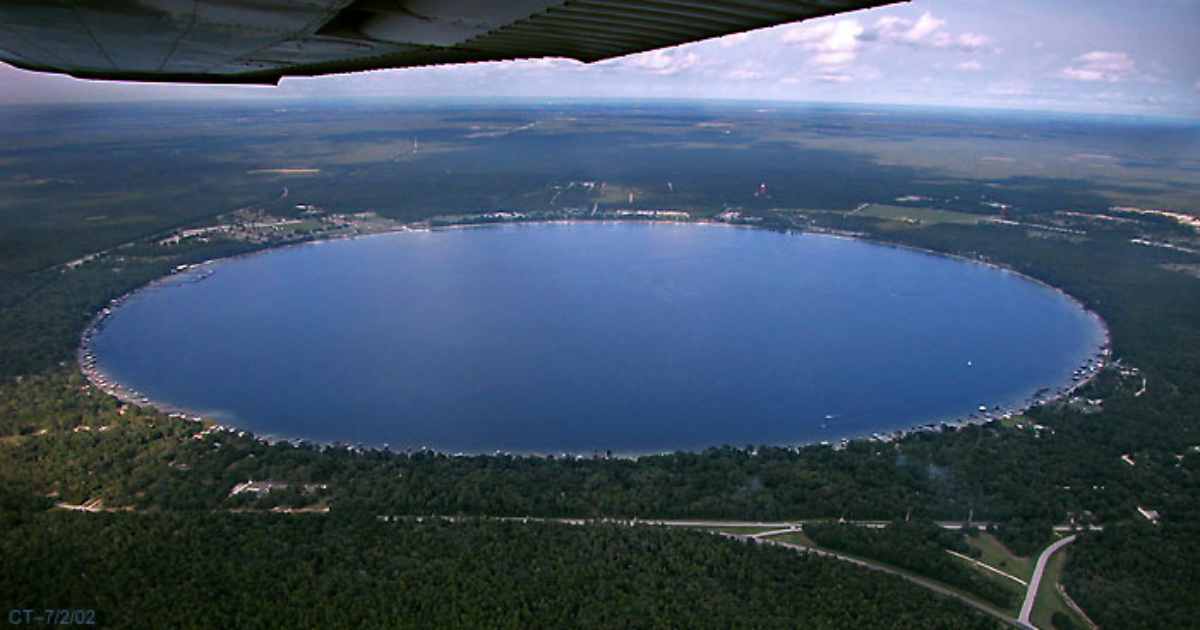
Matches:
[78,218,1112,457]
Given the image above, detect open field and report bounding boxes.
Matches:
[1032,549,1089,629]
[765,531,818,547]
[854,204,990,226]
[945,557,1027,617]
[965,533,1035,582]
[695,525,785,536]
[246,168,321,175]
[3,100,1195,280]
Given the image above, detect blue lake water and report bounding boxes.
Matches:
[91,222,1105,454]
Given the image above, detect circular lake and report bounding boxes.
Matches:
[90,222,1105,454]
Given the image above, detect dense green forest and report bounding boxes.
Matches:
[3,207,1199,625]
[2,104,1200,627]
[803,521,1017,609]
[0,495,1001,629]
[1062,521,1200,629]
[0,240,266,378]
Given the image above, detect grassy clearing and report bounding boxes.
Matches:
[283,220,325,233]
[945,551,1028,616]
[854,204,987,226]
[999,414,1036,430]
[1032,550,1089,630]
[766,531,818,547]
[770,207,848,214]
[765,533,1016,620]
[0,434,27,446]
[965,533,1035,581]
[246,168,321,175]
[597,184,638,204]
[692,525,783,536]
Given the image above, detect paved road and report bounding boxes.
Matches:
[735,534,1023,628]
[466,515,1028,628]
[496,516,1099,628]
[80,507,1078,627]
[1018,535,1077,628]
[945,549,1027,586]
[539,517,1099,532]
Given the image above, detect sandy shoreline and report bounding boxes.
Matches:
[77,217,1113,456]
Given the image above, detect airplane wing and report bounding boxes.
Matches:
[0,0,902,85]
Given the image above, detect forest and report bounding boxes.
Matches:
[2,104,1199,627]
[1,492,1002,630]
[3,205,1198,625]
[803,521,1017,610]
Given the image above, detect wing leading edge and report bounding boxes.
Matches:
[0,0,904,85]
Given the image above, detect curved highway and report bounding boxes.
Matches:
[738,534,1023,628]
[1018,535,1077,628]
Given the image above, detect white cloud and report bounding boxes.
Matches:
[953,33,991,52]
[618,49,701,76]
[871,12,941,44]
[509,58,581,71]
[1194,79,1200,93]
[866,16,900,38]
[816,72,854,84]
[717,32,750,48]
[987,81,1031,97]
[724,63,766,81]
[794,65,880,86]
[857,66,883,82]
[782,19,865,68]
[1060,51,1136,82]
[863,12,988,52]
[1061,68,1105,82]
[907,12,946,41]
[870,12,944,44]
[780,12,992,86]
[956,60,983,72]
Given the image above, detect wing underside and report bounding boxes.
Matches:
[0,0,903,85]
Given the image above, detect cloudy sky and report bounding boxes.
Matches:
[2,0,1197,118]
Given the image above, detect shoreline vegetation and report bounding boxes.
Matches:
[2,210,1190,628]
[3,102,1196,630]
[75,216,1112,458]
